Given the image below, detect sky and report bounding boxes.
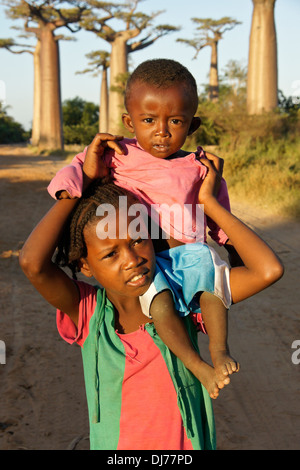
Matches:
[0,0,299,131]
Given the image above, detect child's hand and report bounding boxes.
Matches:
[198,153,222,207]
[83,133,124,187]
[205,151,224,177]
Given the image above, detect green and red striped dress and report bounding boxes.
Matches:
[57,281,216,450]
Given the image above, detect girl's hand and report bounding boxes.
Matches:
[205,151,224,176]
[198,153,223,208]
[83,133,124,188]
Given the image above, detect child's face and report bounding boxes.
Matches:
[122,81,200,159]
[80,207,156,301]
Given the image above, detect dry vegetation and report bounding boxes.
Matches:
[185,102,300,220]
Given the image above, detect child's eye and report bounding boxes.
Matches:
[143,118,154,124]
[171,119,182,125]
[132,237,148,248]
[103,250,117,259]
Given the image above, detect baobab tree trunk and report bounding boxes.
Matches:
[31,40,41,146]
[39,26,64,150]
[209,41,219,102]
[99,67,108,133]
[108,35,128,134]
[247,0,278,114]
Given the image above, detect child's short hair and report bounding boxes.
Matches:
[125,58,199,113]
[55,179,136,278]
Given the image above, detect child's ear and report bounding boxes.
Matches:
[122,113,135,134]
[78,258,93,278]
[188,117,201,136]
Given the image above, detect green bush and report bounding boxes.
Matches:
[62,97,99,145]
[0,105,29,143]
[63,123,99,146]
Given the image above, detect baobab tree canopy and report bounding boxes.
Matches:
[177,17,241,102]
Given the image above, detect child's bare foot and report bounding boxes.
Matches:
[202,363,231,399]
[210,349,240,383]
[187,358,231,399]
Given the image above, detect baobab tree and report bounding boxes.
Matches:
[81,0,179,134]
[177,17,241,102]
[77,50,110,132]
[2,0,87,150]
[247,0,278,114]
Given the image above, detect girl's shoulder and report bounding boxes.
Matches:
[57,280,101,347]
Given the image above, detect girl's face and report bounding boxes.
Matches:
[122,81,200,159]
[80,208,156,301]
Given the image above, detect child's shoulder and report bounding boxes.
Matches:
[103,137,140,163]
[167,146,203,160]
[122,137,139,147]
[169,149,191,159]
[75,279,100,299]
[119,137,140,154]
[57,280,103,347]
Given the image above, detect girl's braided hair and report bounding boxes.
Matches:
[55,178,134,279]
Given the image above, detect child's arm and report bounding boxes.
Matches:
[200,150,229,244]
[206,177,231,244]
[20,134,124,326]
[19,198,81,326]
[201,151,241,266]
[198,155,284,304]
[47,133,124,200]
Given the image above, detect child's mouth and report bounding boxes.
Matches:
[153,144,169,152]
[130,274,144,282]
[127,270,150,287]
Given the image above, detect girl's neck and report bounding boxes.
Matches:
[107,292,151,334]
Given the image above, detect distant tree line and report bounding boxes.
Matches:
[62,96,99,145]
[0,103,29,143]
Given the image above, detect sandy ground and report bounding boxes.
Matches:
[0,145,299,450]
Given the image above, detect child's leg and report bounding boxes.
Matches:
[199,292,240,382]
[150,290,229,399]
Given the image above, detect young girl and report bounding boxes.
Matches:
[47,59,276,397]
[19,152,283,450]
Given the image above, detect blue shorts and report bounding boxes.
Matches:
[139,243,231,318]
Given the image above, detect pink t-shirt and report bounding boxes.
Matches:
[57,281,193,450]
[48,138,230,245]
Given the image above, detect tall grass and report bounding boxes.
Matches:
[222,137,300,219]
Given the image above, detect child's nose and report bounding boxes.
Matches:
[123,249,142,269]
[156,121,170,137]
